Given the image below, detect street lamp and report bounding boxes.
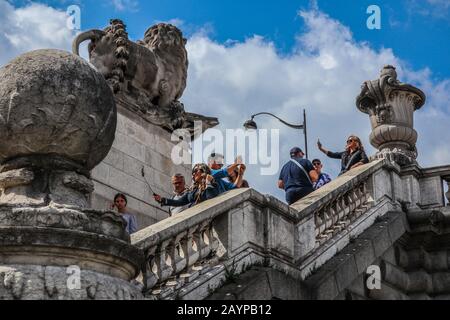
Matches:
[243,109,309,159]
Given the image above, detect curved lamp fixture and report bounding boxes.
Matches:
[243,109,308,159]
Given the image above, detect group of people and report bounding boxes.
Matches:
[278,135,369,205]
[153,153,249,216]
[112,134,368,234]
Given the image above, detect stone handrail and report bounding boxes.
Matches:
[131,159,394,296]
[131,189,296,292]
[421,165,450,205]
[292,159,385,247]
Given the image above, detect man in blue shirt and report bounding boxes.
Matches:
[208,153,246,194]
[278,147,318,205]
[312,159,332,190]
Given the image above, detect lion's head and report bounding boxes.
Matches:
[143,23,186,48]
[142,24,187,61]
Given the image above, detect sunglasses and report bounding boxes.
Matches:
[313,162,321,166]
[347,139,356,143]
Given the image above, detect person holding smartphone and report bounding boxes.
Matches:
[153,163,220,209]
[317,135,369,176]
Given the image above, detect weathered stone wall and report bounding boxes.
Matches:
[90,104,192,229]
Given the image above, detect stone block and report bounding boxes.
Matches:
[107,166,147,200]
[180,272,200,283]
[392,172,404,203]
[352,239,376,274]
[368,281,409,300]
[359,224,392,257]
[295,215,315,259]
[119,115,155,147]
[387,213,408,242]
[334,255,358,292]
[373,169,392,201]
[236,272,272,300]
[400,174,421,209]
[113,132,146,163]
[420,176,444,208]
[102,147,125,172]
[230,203,264,254]
[432,272,450,294]
[122,155,146,182]
[145,148,181,178]
[154,136,176,159]
[267,269,307,300]
[91,162,111,184]
[347,274,367,298]
[314,274,339,300]
[270,213,295,258]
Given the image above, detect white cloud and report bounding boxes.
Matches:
[110,0,138,12]
[0,0,75,65]
[182,7,450,199]
[154,18,184,28]
[0,1,448,201]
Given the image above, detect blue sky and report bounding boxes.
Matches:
[1,0,450,200]
[9,0,449,79]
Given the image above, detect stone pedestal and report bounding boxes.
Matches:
[356,65,426,165]
[77,19,219,229]
[0,49,143,299]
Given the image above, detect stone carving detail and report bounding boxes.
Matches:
[73,19,218,136]
[0,265,142,300]
[356,65,426,165]
[315,179,373,247]
[0,49,143,300]
[0,50,116,208]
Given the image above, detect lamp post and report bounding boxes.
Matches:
[243,108,309,159]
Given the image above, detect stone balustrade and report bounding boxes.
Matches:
[132,159,401,298]
[131,158,450,299]
[291,160,387,252]
[420,165,450,206]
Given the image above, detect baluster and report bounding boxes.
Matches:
[445,178,450,205]
[315,209,325,238]
[335,196,344,221]
[168,231,187,274]
[155,238,173,284]
[324,205,333,230]
[348,189,357,213]
[197,220,213,260]
[183,225,200,270]
[144,245,159,290]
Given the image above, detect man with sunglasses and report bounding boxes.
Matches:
[317,135,369,176]
[153,163,220,209]
[312,159,332,190]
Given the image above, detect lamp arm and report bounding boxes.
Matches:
[251,112,304,129]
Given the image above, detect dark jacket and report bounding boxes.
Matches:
[161,184,220,208]
[326,149,369,175]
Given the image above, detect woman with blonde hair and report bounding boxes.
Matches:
[317,135,369,176]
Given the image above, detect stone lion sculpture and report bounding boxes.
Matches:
[72,19,188,109]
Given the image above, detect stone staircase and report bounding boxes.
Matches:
[130,159,450,300]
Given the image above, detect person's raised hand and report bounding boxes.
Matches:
[110,202,116,210]
[153,194,162,203]
[317,139,322,149]
[238,164,246,174]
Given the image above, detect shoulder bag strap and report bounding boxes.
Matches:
[290,159,313,185]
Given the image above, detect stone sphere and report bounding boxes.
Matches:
[0,49,116,170]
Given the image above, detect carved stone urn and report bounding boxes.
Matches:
[356,65,426,165]
[0,49,143,299]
